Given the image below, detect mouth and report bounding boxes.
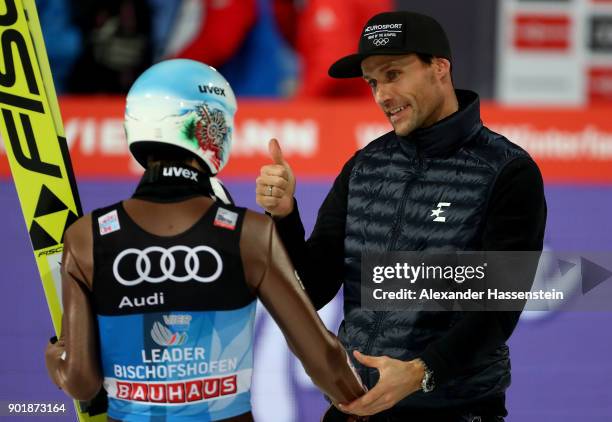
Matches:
[385,105,410,123]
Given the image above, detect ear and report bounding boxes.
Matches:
[432,58,452,83]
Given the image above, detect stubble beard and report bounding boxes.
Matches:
[392,102,421,137]
[393,69,444,136]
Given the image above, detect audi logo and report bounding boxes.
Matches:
[113,245,223,286]
[373,38,390,46]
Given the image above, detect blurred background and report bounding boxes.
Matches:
[1,0,612,420]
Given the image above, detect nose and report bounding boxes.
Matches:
[374,83,392,107]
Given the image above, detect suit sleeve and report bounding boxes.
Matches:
[45,222,102,401]
[274,154,357,309]
[420,157,547,384]
[241,212,366,405]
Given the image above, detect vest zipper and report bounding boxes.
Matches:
[363,312,386,354]
[362,311,387,387]
[388,188,410,251]
[361,155,422,386]
[388,155,423,251]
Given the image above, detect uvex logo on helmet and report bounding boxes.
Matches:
[198,85,226,96]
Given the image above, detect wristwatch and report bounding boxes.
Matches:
[416,358,435,393]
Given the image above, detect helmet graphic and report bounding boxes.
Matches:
[125,59,237,175]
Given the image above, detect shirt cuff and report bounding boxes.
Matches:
[272,198,304,237]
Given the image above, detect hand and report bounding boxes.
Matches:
[256,139,296,218]
[45,337,66,388]
[338,350,425,416]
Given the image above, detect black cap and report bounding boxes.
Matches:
[328,11,452,78]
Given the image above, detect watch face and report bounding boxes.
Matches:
[423,371,435,392]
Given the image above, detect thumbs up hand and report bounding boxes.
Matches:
[256,139,296,218]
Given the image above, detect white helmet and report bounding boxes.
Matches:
[125,59,237,175]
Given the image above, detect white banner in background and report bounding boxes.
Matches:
[496,0,586,105]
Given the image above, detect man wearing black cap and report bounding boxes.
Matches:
[256,11,546,422]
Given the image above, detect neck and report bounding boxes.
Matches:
[423,88,459,128]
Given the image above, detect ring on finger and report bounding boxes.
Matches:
[267,185,273,196]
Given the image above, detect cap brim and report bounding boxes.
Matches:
[328,54,367,78]
[328,50,415,79]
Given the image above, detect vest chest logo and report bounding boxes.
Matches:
[431,202,451,223]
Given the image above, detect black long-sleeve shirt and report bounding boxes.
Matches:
[275,154,546,387]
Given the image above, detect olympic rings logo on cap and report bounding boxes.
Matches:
[112,245,223,286]
[373,38,390,46]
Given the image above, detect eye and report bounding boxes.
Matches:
[386,70,400,81]
[366,79,377,89]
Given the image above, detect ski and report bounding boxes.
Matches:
[0,0,106,420]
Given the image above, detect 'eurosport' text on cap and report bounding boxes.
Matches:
[328,11,452,79]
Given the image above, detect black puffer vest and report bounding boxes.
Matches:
[339,90,528,409]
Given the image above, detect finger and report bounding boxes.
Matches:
[45,342,60,358]
[255,182,287,198]
[256,175,289,190]
[257,196,281,209]
[256,185,284,199]
[342,394,392,416]
[353,350,385,369]
[353,400,392,417]
[371,395,397,415]
[269,138,287,166]
[340,383,386,414]
[260,164,289,179]
[354,383,387,408]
